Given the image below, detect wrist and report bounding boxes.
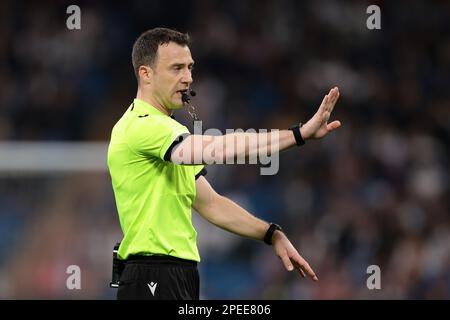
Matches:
[288,123,306,146]
[300,125,309,141]
[263,223,283,245]
[272,229,284,243]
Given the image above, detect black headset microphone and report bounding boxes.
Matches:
[181,88,196,104]
[181,88,201,125]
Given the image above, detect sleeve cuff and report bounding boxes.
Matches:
[195,168,207,180]
[163,133,190,161]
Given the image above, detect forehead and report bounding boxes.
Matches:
[157,42,193,65]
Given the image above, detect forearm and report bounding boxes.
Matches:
[218,130,298,161]
[174,86,340,165]
[196,193,269,241]
[172,130,298,165]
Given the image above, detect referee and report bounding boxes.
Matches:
[107,27,341,300]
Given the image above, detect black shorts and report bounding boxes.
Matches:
[117,255,199,300]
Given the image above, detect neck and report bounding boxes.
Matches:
[136,88,172,116]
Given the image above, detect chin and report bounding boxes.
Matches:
[171,99,184,109]
[169,103,183,110]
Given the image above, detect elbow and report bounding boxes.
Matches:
[195,191,222,220]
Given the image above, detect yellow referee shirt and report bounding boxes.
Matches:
[107,99,205,261]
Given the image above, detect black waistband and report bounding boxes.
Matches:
[126,254,197,267]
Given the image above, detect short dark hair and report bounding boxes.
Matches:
[131,27,191,79]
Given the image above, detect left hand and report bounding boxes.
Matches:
[300,86,341,140]
[272,230,318,281]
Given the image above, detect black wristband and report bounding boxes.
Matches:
[264,223,283,245]
[288,123,305,146]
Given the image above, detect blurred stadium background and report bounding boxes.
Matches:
[0,0,448,299]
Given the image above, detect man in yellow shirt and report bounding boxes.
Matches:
[108,27,341,300]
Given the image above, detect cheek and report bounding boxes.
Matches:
[154,77,168,93]
[153,74,178,98]
[159,76,176,90]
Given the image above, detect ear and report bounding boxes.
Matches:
[138,65,153,84]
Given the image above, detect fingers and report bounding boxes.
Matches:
[280,251,319,281]
[328,87,340,113]
[280,251,295,272]
[318,87,341,132]
[296,265,306,278]
[319,94,328,112]
[326,120,341,131]
[321,87,340,114]
[292,255,319,281]
[294,263,306,278]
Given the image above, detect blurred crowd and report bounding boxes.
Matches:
[0,0,448,299]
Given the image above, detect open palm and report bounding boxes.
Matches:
[301,87,341,140]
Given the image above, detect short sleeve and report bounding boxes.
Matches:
[194,166,207,180]
[128,115,190,160]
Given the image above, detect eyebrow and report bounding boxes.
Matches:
[170,61,195,68]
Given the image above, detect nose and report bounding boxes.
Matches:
[181,69,193,85]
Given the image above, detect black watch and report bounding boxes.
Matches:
[288,123,305,146]
[264,223,283,245]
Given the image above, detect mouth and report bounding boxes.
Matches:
[176,89,188,95]
[176,89,190,104]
